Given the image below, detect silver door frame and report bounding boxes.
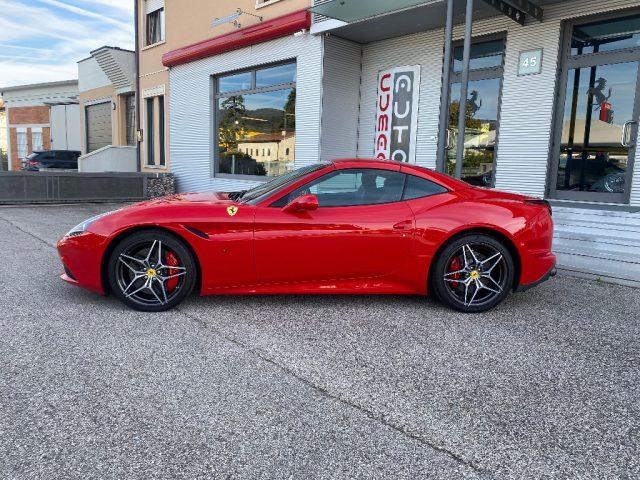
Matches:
[547,9,640,204]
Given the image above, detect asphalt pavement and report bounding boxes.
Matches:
[0,203,638,479]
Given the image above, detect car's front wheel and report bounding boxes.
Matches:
[431,234,514,313]
[107,230,197,312]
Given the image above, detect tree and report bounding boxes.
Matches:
[218,95,247,150]
[279,88,296,132]
[449,99,483,131]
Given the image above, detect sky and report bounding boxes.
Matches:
[0,0,134,88]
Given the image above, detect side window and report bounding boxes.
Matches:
[275,169,405,207]
[40,152,55,164]
[403,175,448,200]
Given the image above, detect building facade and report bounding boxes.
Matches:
[136,0,310,174]
[0,99,7,171]
[0,80,79,171]
[154,0,640,283]
[77,47,137,172]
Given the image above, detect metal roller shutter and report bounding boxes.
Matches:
[85,102,112,153]
[145,0,163,14]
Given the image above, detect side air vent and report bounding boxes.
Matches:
[184,225,209,239]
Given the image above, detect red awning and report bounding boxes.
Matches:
[162,9,311,68]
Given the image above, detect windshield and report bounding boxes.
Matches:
[238,163,330,204]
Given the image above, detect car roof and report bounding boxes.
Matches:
[33,150,80,153]
[329,158,471,191]
[331,158,399,168]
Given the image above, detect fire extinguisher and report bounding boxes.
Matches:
[599,101,613,123]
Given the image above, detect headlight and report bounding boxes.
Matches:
[65,210,120,237]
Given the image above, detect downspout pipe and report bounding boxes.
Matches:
[134,0,141,172]
[436,0,454,173]
[455,0,474,180]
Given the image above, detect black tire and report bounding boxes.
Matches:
[107,229,197,312]
[430,234,514,313]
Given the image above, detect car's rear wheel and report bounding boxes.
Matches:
[107,230,196,312]
[431,234,514,313]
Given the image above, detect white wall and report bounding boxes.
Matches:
[79,146,137,172]
[357,29,445,169]
[169,33,324,193]
[320,36,362,162]
[2,81,78,108]
[349,0,640,282]
[78,57,111,93]
[355,0,640,205]
[110,49,136,89]
[50,104,81,151]
[465,0,640,202]
[0,109,7,155]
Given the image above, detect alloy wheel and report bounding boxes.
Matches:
[115,239,187,307]
[443,243,508,308]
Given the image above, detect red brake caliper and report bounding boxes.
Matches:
[449,257,462,289]
[165,251,180,293]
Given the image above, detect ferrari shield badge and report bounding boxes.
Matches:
[227,206,239,217]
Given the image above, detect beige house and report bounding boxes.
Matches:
[78,47,137,172]
[0,99,6,170]
[136,0,309,173]
[237,133,296,176]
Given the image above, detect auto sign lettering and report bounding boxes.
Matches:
[375,65,421,163]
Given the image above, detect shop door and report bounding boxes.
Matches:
[443,37,505,187]
[549,13,640,204]
[446,75,502,187]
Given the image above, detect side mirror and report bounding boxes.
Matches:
[283,194,319,214]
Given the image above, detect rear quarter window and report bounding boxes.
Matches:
[403,175,448,200]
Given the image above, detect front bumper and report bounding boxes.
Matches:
[57,231,109,295]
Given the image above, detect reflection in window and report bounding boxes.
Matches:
[216,63,296,177]
[447,78,501,186]
[218,72,252,94]
[557,62,636,194]
[571,15,640,55]
[256,63,296,88]
[453,39,505,73]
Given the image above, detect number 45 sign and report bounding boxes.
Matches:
[518,49,543,76]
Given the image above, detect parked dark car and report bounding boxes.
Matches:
[22,150,81,171]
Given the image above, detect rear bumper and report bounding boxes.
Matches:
[516,262,557,293]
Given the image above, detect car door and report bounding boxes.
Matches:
[61,151,78,169]
[253,167,416,285]
[53,152,67,169]
[68,152,80,170]
[38,152,56,169]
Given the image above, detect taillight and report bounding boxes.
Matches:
[525,199,552,216]
[28,161,39,167]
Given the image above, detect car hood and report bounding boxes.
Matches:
[140,191,233,206]
[87,191,242,234]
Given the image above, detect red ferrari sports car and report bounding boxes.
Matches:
[57,159,556,313]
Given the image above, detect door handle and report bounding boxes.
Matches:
[621,121,638,147]
[393,220,413,231]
